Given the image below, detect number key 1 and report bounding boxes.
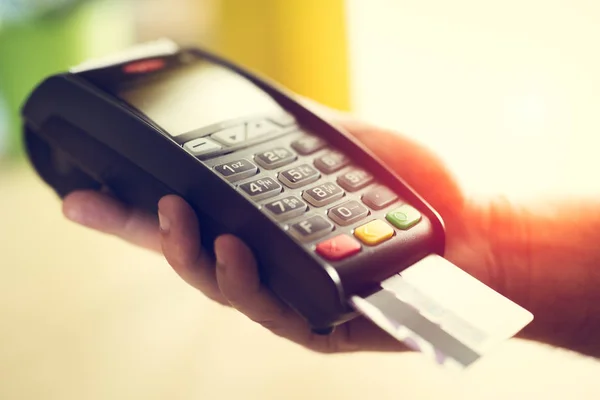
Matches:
[214,159,258,182]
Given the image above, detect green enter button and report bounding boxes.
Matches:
[385,205,422,230]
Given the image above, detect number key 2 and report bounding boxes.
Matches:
[254,148,297,169]
[303,182,344,207]
[239,177,282,201]
[264,196,307,221]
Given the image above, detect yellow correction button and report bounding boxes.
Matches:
[353,219,394,246]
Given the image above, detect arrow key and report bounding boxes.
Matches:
[211,125,247,146]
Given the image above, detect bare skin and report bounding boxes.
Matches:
[62,115,600,357]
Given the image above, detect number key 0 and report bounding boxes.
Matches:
[328,200,369,226]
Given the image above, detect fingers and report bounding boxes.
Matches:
[158,195,228,306]
[338,118,465,214]
[296,99,463,207]
[213,235,313,343]
[63,190,161,252]
[294,100,466,219]
[212,235,415,353]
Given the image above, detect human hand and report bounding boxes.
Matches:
[62,115,600,357]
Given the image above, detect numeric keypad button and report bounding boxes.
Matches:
[337,169,373,192]
[289,215,334,242]
[314,151,349,174]
[291,136,326,155]
[362,186,398,210]
[278,164,320,188]
[327,200,369,226]
[302,182,344,207]
[264,196,307,221]
[254,148,297,169]
[214,159,258,182]
[239,177,282,201]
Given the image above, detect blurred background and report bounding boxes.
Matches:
[2,0,600,399]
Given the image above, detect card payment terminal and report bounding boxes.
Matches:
[21,40,533,369]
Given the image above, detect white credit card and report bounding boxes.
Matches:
[349,254,533,370]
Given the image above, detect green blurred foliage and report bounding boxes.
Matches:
[0,0,90,24]
[0,2,90,160]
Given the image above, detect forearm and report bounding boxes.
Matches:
[463,195,600,357]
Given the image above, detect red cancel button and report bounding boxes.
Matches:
[316,234,361,261]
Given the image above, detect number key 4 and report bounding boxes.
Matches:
[239,177,282,201]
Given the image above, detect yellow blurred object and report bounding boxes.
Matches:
[214,0,350,111]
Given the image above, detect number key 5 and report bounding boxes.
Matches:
[278,164,320,188]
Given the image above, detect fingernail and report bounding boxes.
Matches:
[158,211,170,233]
[214,239,228,268]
